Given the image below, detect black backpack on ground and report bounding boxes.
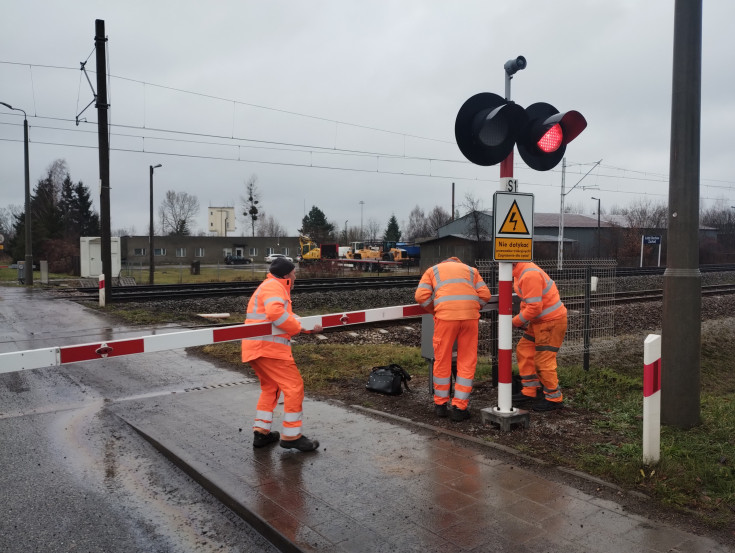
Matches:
[366,364,412,395]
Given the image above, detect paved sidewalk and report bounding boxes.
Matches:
[110,384,730,553]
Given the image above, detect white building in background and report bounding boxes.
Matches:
[80,237,122,277]
[208,207,236,237]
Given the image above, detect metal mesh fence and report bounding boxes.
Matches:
[475,259,617,362]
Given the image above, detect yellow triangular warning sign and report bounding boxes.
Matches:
[498,200,529,234]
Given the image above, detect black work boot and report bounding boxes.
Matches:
[533,399,564,412]
[253,431,280,448]
[280,435,320,452]
[434,403,448,418]
[450,407,470,422]
[512,389,538,404]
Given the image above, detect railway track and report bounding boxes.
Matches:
[66,275,421,302]
[63,264,735,303]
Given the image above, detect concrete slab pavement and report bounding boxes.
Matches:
[110,383,731,553]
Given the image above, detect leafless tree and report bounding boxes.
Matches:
[45,159,68,198]
[0,205,21,241]
[112,226,136,237]
[460,193,490,241]
[564,200,586,214]
[240,174,260,237]
[158,190,200,235]
[426,206,452,236]
[256,213,287,238]
[365,218,381,243]
[405,205,430,241]
[608,198,667,261]
[616,198,667,229]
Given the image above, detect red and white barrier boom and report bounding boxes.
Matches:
[643,334,662,465]
[0,304,425,375]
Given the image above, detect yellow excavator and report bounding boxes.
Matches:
[299,235,338,263]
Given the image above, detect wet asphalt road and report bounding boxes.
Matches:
[0,286,278,553]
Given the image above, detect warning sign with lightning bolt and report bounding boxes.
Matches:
[498,200,529,234]
[493,191,534,261]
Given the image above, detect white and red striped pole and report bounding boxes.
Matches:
[643,334,662,465]
[497,261,514,412]
[99,274,105,307]
[496,153,515,413]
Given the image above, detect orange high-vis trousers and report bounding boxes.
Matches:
[432,318,479,410]
[516,317,567,403]
[249,357,305,438]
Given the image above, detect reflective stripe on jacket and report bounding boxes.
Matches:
[415,257,491,320]
[512,262,567,326]
[242,273,302,362]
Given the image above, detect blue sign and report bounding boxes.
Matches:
[644,236,661,245]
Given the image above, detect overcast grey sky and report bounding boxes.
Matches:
[2,1,734,238]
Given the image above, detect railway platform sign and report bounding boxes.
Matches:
[493,191,534,262]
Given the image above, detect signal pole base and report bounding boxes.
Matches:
[481,407,530,432]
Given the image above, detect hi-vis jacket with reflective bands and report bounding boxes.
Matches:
[512,262,567,326]
[415,257,491,320]
[242,274,302,362]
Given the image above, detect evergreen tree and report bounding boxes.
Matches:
[299,206,334,245]
[73,181,100,236]
[32,171,64,248]
[59,174,76,239]
[382,214,402,242]
[7,159,100,267]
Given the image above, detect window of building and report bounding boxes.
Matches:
[134,248,146,256]
[248,247,258,256]
[195,248,205,258]
[175,248,186,257]
[154,248,166,256]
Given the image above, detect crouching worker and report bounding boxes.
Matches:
[415,257,491,422]
[242,257,322,452]
[511,262,567,411]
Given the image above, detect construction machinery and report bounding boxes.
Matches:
[346,241,407,262]
[298,235,338,263]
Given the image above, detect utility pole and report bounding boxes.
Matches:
[359,200,364,239]
[95,19,111,300]
[0,102,32,285]
[661,0,702,428]
[591,196,601,257]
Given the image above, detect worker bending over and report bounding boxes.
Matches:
[512,261,567,411]
[415,257,491,422]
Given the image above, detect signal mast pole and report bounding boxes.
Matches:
[494,57,525,415]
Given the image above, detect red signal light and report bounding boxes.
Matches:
[537,123,563,153]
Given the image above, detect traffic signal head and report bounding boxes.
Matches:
[455,95,587,171]
[455,92,528,166]
[516,102,587,171]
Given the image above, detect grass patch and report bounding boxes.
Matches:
[200,342,426,391]
[556,357,735,528]
[0,266,265,285]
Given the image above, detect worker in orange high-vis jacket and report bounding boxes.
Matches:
[415,257,491,422]
[242,257,322,452]
[511,262,567,411]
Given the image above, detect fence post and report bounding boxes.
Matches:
[643,334,662,465]
[99,273,105,307]
[583,265,592,370]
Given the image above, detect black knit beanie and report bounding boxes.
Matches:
[269,257,295,278]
